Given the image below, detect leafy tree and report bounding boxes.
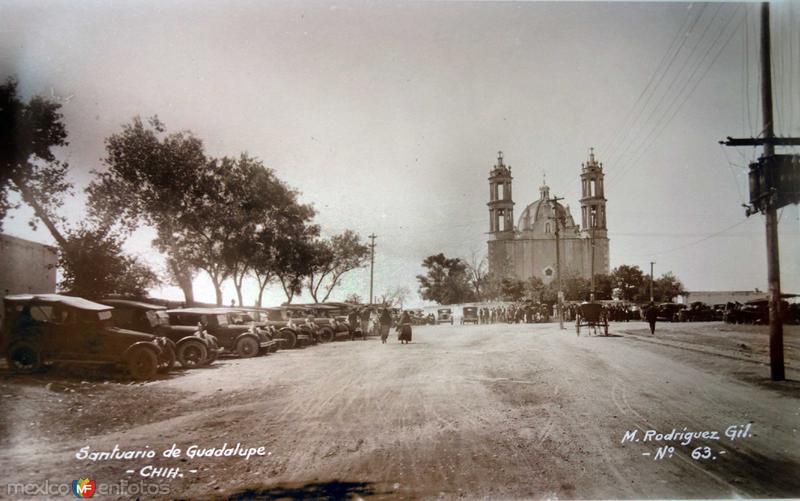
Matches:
[306,230,370,302]
[500,278,526,301]
[58,225,159,299]
[344,293,363,305]
[653,272,686,302]
[88,116,210,305]
[274,224,319,304]
[610,265,645,301]
[251,198,316,307]
[524,276,546,301]
[0,78,71,245]
[417,253,475,305]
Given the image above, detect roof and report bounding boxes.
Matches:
[99,299,166,311]
[164,307,231,315]
[4,294,112,311]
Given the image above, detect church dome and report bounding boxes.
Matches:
[517,183,576,234]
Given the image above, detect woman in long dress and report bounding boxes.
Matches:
[379,308,392,344]
[397,311,413,344]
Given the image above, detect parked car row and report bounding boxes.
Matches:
[2,295,371,381]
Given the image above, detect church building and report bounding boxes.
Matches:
[486,149,609,284]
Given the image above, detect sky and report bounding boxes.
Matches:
[1,0,798,307]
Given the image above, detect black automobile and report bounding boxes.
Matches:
[99,299,221,368]
[164,308,279,358]
[437,308,454,325]
[675,302,716,322]
[3,294,173,380]
[656,303,685,322]
[461,307,479,325]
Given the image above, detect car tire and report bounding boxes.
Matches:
[236,337,259,358]
[279,330,297,349]
[127,347,159,380]
[319,328,334,343]
[7,342,43,373]
[177,340,208,368]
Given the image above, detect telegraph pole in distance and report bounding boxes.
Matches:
[548,195,565,329]
[589,213,596,302]
[649,261,655,303]
[368,233,377,305]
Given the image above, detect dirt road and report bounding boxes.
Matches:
[1,321,799,499]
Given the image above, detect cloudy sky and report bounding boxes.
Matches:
[1,1,798,306]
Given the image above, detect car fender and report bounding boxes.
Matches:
[234,332,261,345]
[123,341,162,360]
[176,335,210,349]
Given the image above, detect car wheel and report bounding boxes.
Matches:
[158,346,176,373]
[177,340,208,368]
[236,337,259,358]
[127,347,158,380]
[279,330,297,349]
[319,328,334,343]
[7,342,42,373]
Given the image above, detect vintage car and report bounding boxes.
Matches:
[437,308,454,325]
[164,308,279,358]
[256,307,316,349]
[656,303,685,322]
[291,303,354,341]
[675,302,716,322]
[461,306,479,325]
[3,294,173,380]
[99,299,221,368]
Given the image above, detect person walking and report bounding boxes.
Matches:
[348,307,360,340]
[379,307,392,344]
[397,310,413,344]
[645,301,658,335]
[359,307,371,337]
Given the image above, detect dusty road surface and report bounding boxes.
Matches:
[1,321,799,499]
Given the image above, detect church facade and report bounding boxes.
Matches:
[486,149,609,285]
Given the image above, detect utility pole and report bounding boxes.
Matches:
[548,195,565,329]
[758,2,783,381]
[649,261,655,303]
[720,2,800,381]
[589,213,596,302]
[368,233,377,305]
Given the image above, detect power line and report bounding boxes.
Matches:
[631,218,751,258]
[600,3,706,158]
[609,6,746,186]
[606,3,723,171]
[606,4,717,168]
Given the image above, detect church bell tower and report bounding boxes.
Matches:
[580,147,607,238]
[488,151,515,240]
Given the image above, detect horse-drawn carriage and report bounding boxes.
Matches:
[575,302,608,336]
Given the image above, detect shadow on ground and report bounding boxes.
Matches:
[224,480,384,500]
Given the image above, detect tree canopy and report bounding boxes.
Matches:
[417,253,475,305]
[0,78,71,245]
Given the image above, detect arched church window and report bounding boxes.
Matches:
[545,223,551,234]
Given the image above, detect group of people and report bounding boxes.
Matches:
[477,304,552,324]
[346,306,413,344]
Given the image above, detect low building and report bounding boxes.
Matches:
[0,234,58,327]
[678,290,767,305]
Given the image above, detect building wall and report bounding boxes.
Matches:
[0,234,58,296]
[678,291,768,305]
[488,234,609,283]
